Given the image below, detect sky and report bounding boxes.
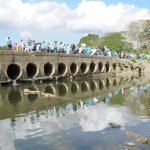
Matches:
[0,0,150,45]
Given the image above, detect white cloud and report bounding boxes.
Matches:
[20,31,32,40]
[79,104,140,132]
[69,1,150,33]
[0,0,74,31]
[0,0,150,37]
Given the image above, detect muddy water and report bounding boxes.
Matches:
[0,76,150,150]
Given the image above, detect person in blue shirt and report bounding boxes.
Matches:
[6,37,12,50]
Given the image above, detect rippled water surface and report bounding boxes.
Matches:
[0,76,150,150]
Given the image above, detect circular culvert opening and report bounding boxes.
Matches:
[99,62,104,72]
[80,63,87,74]
[105,63,111,73]
[7,63,22,80]
[90,62,96,73]
[26,63,38,78]
[58,63,67,76]
[70,63,78,75]
[44,63,54,76]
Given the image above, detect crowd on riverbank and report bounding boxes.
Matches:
[5,37,150,59]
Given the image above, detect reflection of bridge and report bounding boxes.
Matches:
[0,76,139,119]
[0,51,142,83]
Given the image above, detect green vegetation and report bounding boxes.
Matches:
[108,93,125,105]
[79,32,133,53]
[79,33,99,47]
[78,19,150,54]
[98,33,133,52]
[139,48,150,54]
[0,45,8,50]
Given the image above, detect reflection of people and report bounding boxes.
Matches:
[121,88,124,95]
[30,113,35,124]
[44,110,49,118]
[36,111,40,121]
[10,118,16,130]
[73,103,77,113]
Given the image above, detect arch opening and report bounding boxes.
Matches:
[26,63,38,78]
[58,63,67,76]
[80,63,88,74]
[70,63,78,75]
[7,63,22,80]
[44,63,54,77]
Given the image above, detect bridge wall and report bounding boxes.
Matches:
[0,51,141,83]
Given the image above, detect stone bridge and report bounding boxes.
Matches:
[0,51,143,84]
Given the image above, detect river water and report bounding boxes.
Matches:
[0,76,150,150]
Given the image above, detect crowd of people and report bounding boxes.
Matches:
[6,37,150,59]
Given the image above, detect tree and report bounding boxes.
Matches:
[140,20,150,49]
[79,33,99,47]
[125,20,150,49]
[99,32,133,52]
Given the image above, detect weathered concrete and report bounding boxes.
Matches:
[0,51,144,83]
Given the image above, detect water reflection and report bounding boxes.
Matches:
[81,81,90,92]
[58,83,68,96]
[90,80,98,92]
[1,98,142,138]
[45,85,56,95]
[0,76,150,119]
[70,81,79,95]
[106,78,111,89]
[98,79,104,90]
[0,77,150,150]
[0,97,149,150]
[113,78,117,87]
[79,104,140,132]
[8,87,22,105]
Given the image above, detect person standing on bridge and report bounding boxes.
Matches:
[6,37,12,50]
